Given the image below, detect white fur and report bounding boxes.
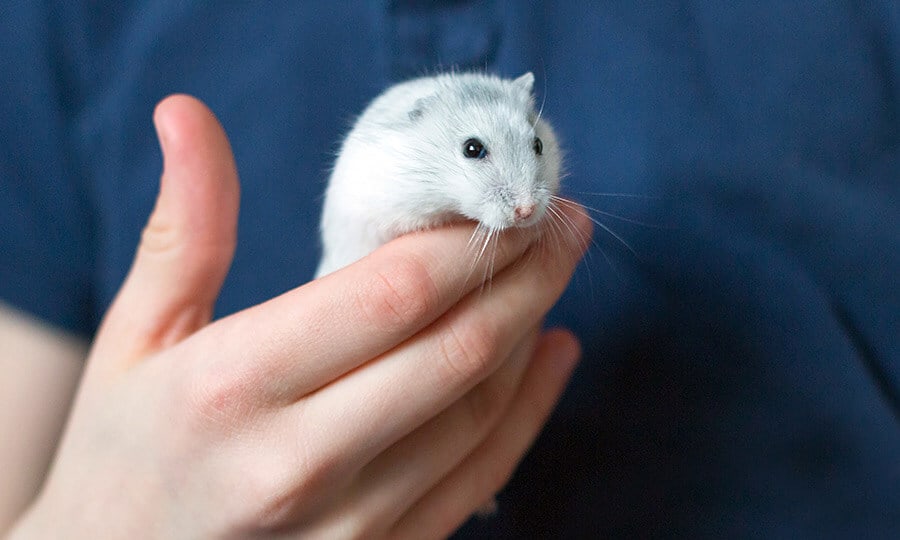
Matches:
[315,72,562,278]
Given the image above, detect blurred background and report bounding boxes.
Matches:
[2,1,898,537]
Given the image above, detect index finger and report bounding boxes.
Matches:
[198,221,539,400]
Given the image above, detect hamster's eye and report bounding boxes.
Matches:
[533,137,543,155]
[463,138,488,159]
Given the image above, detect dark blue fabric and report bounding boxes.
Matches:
[1,1,898,537]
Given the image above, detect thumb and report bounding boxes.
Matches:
[90,94,240,376]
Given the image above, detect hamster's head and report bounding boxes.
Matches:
[404,72,562,230]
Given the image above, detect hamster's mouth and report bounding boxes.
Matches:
[465,206,548,231]
[511,203,548,229]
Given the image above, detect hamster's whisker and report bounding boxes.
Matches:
[486,228,499,294]
[488,227,499,292]
[547,201,591,253]
[547,203,593,271]
[568,190,660,200]
[551,195,666,229]
[455,169,498,287]
[555,202,595,273]
[543,204,570,261]
[545,202,599,297]
[464,223,483,255]
[535,87,547,125]
[476,226,495,296]
[558,201,619,284]
[549,197,636,256]
[590,215,636,256]
[462,224,488,294]
[476,225,492,268]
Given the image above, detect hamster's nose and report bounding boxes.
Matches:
[514,203,536,223]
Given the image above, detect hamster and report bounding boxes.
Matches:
[315,71,562,278]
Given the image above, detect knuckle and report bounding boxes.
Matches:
[460,381,507,434]
[436,319,500,386]
[317,518,377,540]
[185,363,260,430]
[241,464,316,529]
[242,466,292,514]
[355,252,440,332]
[139,211,181,255]
[334,516,381,540]
[289,437,343,502]
[239,424,346,528]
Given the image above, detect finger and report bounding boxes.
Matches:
[390,329,581,540]
[201,221,540,401]
[91,95,239,376]
[340,327,541,533]
[295,205,591,470]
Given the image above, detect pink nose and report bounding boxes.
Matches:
[514,203,536,222]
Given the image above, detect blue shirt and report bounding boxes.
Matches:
[2,1,898,537]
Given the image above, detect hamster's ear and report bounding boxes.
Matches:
[513,72,535,94]
[408,95,436,122]
[409,103,425,121]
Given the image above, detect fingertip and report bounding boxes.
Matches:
[153,95,197,149]
[537,328,581,372]
[388,328,582,539]
[153,95,233,163]
[151,93,239,219]
[153,94,214,128]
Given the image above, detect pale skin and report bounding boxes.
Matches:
[2,95,591,539]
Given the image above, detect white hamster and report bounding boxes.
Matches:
[315,71,562,278]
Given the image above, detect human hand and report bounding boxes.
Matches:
[9,95,591,539]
